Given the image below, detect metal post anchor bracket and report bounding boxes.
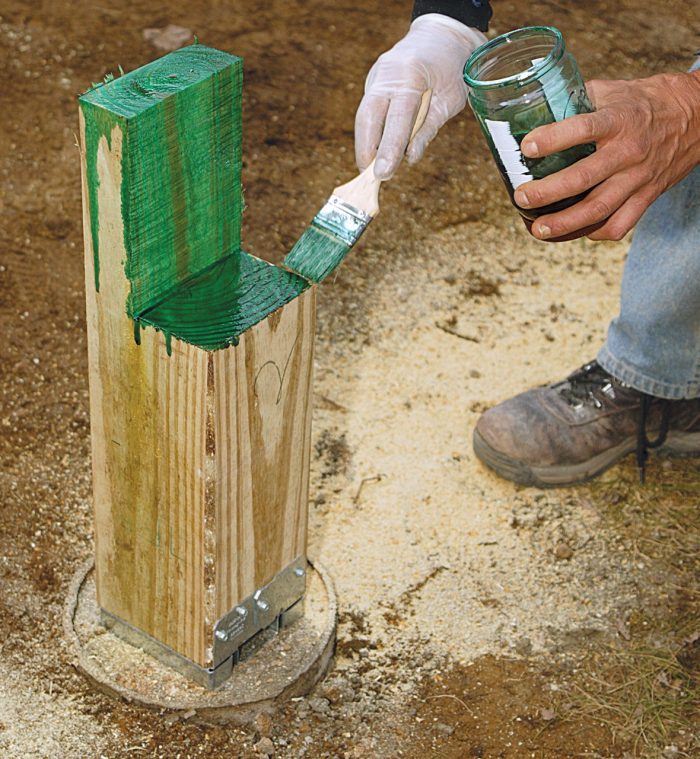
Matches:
[100,556,308,690]
[211,556,307,667]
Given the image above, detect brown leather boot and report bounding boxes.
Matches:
[473,361,700,487]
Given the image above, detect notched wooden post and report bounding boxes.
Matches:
[79,45,315,687]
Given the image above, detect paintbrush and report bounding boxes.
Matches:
[283,90,432,283]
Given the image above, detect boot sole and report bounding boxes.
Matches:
[472,429,700,488]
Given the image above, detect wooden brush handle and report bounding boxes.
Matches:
[412,89,433,140]
[335,89,432,218]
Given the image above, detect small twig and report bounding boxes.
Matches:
[435,321,480,342]
[424,693,475,716]
[316,394,349,413]
[353,474,384,505]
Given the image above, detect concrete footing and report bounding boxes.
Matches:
[63,558,337,724]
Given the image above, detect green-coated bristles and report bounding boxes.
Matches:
[283,225,351,283]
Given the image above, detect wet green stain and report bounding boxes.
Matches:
[137,252,308,352]
[81,102,125,292]
[79,45,311,353]
[81,44,244,316]
[283,226,351,283]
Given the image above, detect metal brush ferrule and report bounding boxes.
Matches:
[313,196,372,246]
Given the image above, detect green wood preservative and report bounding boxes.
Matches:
[79,43,308,352]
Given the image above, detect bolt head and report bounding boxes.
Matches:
[294,567,306,577]
[235,605,248,618]
[215,629,228,641]
[256,599,270,612]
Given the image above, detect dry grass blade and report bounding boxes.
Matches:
[565,459,700,757]
[424,693,475,716]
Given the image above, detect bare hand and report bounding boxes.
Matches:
[513,72,700,241]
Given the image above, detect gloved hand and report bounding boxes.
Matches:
[355,13,487,180]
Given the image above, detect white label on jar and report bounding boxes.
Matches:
[483,118,533,189]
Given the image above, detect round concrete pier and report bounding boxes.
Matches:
[63,559,337,724]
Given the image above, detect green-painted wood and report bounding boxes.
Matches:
[79,44,244,316]
[81,103,124,292]
[136,251,309,352]
[80,44,317,353]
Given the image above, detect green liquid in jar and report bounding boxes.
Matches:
[465,26,604,240]
[493,130,596,221]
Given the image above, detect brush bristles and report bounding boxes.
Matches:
[283,225,351,283]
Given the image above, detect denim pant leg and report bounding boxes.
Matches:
[597,161,700,400]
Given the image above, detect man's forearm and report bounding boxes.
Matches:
[412,0,492,32]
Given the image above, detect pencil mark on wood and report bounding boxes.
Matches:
[253,333,299,405]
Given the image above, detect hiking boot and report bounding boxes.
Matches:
[473,361,700,487]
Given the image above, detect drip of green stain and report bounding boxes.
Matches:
[79,45,308,353]
[81,103,123,292]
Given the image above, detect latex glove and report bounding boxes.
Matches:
[513,71,700,241]
[355,13,487,180]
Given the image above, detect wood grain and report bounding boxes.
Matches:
[212,289,315,619]
[80,113,209,663]
[80,113,315,668]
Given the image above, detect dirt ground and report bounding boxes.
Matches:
[1,1,699,757]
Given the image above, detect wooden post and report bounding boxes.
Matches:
[79,45,315,687]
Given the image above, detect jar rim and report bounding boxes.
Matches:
[463,26,564,89]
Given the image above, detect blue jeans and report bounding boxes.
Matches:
[597,165,700,399]
[597,60,700,400]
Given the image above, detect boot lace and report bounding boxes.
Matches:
[559,361,615,409]
[559,361,671,483]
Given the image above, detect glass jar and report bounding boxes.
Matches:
[464,26,603,241]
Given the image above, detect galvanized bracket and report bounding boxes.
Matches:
[100,556,308,690]
[211,555,307,667]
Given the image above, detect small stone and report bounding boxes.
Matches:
[514,636,532,656]
[469,369,481,379]
[253,737,275,756]
[540,708,556,721]
[435,722,454,736]
[309,696,331,715]
[321,681,352,705]
[254,711,273,738]
[554,542,574,561]
[143,24,193,52]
